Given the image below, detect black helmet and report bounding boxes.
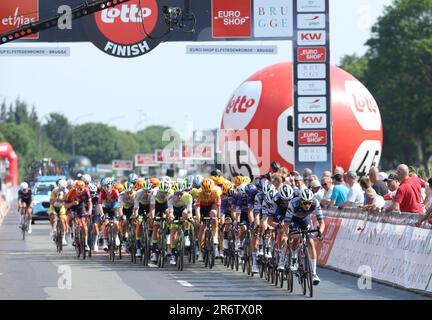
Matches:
[211,169,222,177]
[270,161,281,173]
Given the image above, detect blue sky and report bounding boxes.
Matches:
[0,0,394,139]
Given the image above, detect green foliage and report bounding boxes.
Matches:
[339,0,432,170]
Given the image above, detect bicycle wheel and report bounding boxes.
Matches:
[75,228,81,258]
[298,251,306,296]
[56,221,63,253]
[80,228,86,260]
[259,257,265,279]
[130,227,136,264]
[143,224,150,266]
[287,252,293,293]
[109,225,115,262]
[177,230,185,271]
[207,230,215,269]
[22,214,27,240]
[304,244,314,298]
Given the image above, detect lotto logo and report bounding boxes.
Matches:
[101,4,152,23]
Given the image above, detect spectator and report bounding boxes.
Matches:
[294,175,307,191]
[379,172,388,182]
[415,182,432,226]
[271,175,283,192]
[320,177,333,208]
[424,178,432,210]
[383,174,400,210]
[310,179,325,203]
[334,166,344,175]
[329,173,349,206]
[359,177,385,211]
[338,171,364,209]
[369,167,388,196]
[385,164,425,213]
[322,171,332,178]
[269,161,281,177]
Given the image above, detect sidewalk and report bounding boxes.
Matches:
[0,187,14,227]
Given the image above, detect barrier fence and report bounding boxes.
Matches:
[315,207,432,294]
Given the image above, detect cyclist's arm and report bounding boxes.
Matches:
[98,203,104,216]
[312,201,325,234]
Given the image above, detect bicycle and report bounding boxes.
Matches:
[186,219,196,265]
[287,227,320,298]
[53,209,63,253]
[241,223,252,276]
[157,216,168,268]
[107,216,118,263]
[126,218,137,264]
[202,216,215,269]
[174,217,186,271]
[140,213,151,266]
[19,205,30,240]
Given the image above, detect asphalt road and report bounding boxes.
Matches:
[0,204,430,300]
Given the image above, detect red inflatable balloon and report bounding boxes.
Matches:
[220,62,383,178]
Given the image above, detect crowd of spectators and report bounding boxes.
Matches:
[265,162,432,227]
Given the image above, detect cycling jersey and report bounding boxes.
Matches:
[134,189,156,216]
[18,189,33,205]
[235,192,254,224]
[253,192,266,216]
[273,192,291,220]
[221,195,236,219]
[168,192,193,218]
[195,189,221,208]
[90,194,101,224]
[49,187,67,216]
[99,189,120,210]
[66,188,91,217]
[118,191,136,210]
[285,197,323,222]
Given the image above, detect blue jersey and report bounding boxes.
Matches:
[221,195,236,215]
[285,197,324,223]
[253,192,265,215]
[18,189,33,204]
[235,193,254,213]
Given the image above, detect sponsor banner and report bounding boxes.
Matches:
[298,130,327,145]
[0,47,70,56]
[157,148,182,163]
[298,96,326,112]
[112,160,133,170]
[96,164,113,173]
[297,80,326,95]
[0,0,39,39]
[297,63,326,79]
[253,0,294,38]
[297,47,326,62]
[182,144,214,160]
[212,0,252,38]
[186,45,277,55]
[297,0,326,12]
[312,216,342,266]
[297,30,326,45]
[327,219,432,291]
[81,0,169,58]
[154,149,164,163]
[297,14,325,29]
[135,153,156,167]
[298,113,326,129]
[298,146,327,162]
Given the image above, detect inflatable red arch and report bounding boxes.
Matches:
[0,142,18,186]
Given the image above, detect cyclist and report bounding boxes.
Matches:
[114,182,125,194]
[195,178,221,262]
[149,180,173,263]
[251,179,268,273]
[48,179,68,245]
[82,174,92,186]
[88,183,101,252]
[118,181,137,252]
[128,173,139,187]
[220,181,236,258]
[133,179,156,258]
[166,181,193,265]
[18,182,34,234]
[98,177,121,251]
[285,188,325,285]
[65,180,92,252]
[135,177,145,191]
[234,183,255,261]
[261,187,277,259]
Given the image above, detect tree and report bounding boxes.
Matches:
[135,125,181,153]
[112,129,140,160]
[44,113,73,154]
[359,0,432,169]
[338,54,369,82]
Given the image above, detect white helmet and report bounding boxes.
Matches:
[58,179,67,190]
[82,174,92,184]
[88,183,98,193]
[300,189,314,202]
[279,184,294,201]
[20,182,29,190]
[264,189,275,204]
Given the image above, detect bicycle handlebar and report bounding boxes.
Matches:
[289,228,320,236]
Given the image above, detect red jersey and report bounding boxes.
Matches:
[66,188,91,204]
[394,177,425,214]
[99,189,119,206]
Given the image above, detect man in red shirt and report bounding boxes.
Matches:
[386,164,425,213]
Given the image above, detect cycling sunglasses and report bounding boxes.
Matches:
[77,188,84,193]
[102,185,110,190]
[301,201,312,206]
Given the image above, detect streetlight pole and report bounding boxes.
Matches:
[72,113,94,157]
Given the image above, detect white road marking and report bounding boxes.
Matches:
[177,280,194,287]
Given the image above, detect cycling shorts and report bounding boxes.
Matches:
[289,216,313,240]
[49,205,66,218]
[121,207,134,221]
[239,211,249,225]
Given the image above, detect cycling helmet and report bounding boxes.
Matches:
[58,179,67,190]
[76,173,83,180]
[234,175,245,187]
[262,183,275,194]
[214,176,225,186]
[243,176,252,184]
[128,173,138,184]
[228,188,237,197]
[264,189,276,204]
[279,184,294,201]
[173,181,185,193]
[67,178,75,188]
[254,178,267,191]
[124,182,134,193]
[75,180,86,190]
[82,174,92,184]
[150,177,160,188]
[114,182,124,193]
[211,169,222,177]
[201,178,213,191]
[185,176,194,190]
[193,175,203,188]
[245,183,258,196]
[20,182,29,190]
[222,181,233,195]
[158,180,171,193]
[88,183,98,193]
[135,178,145,190]
[141,179,152,192]
[239,183,247,194]
[100,177,112,187]
[300,189,314,202]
